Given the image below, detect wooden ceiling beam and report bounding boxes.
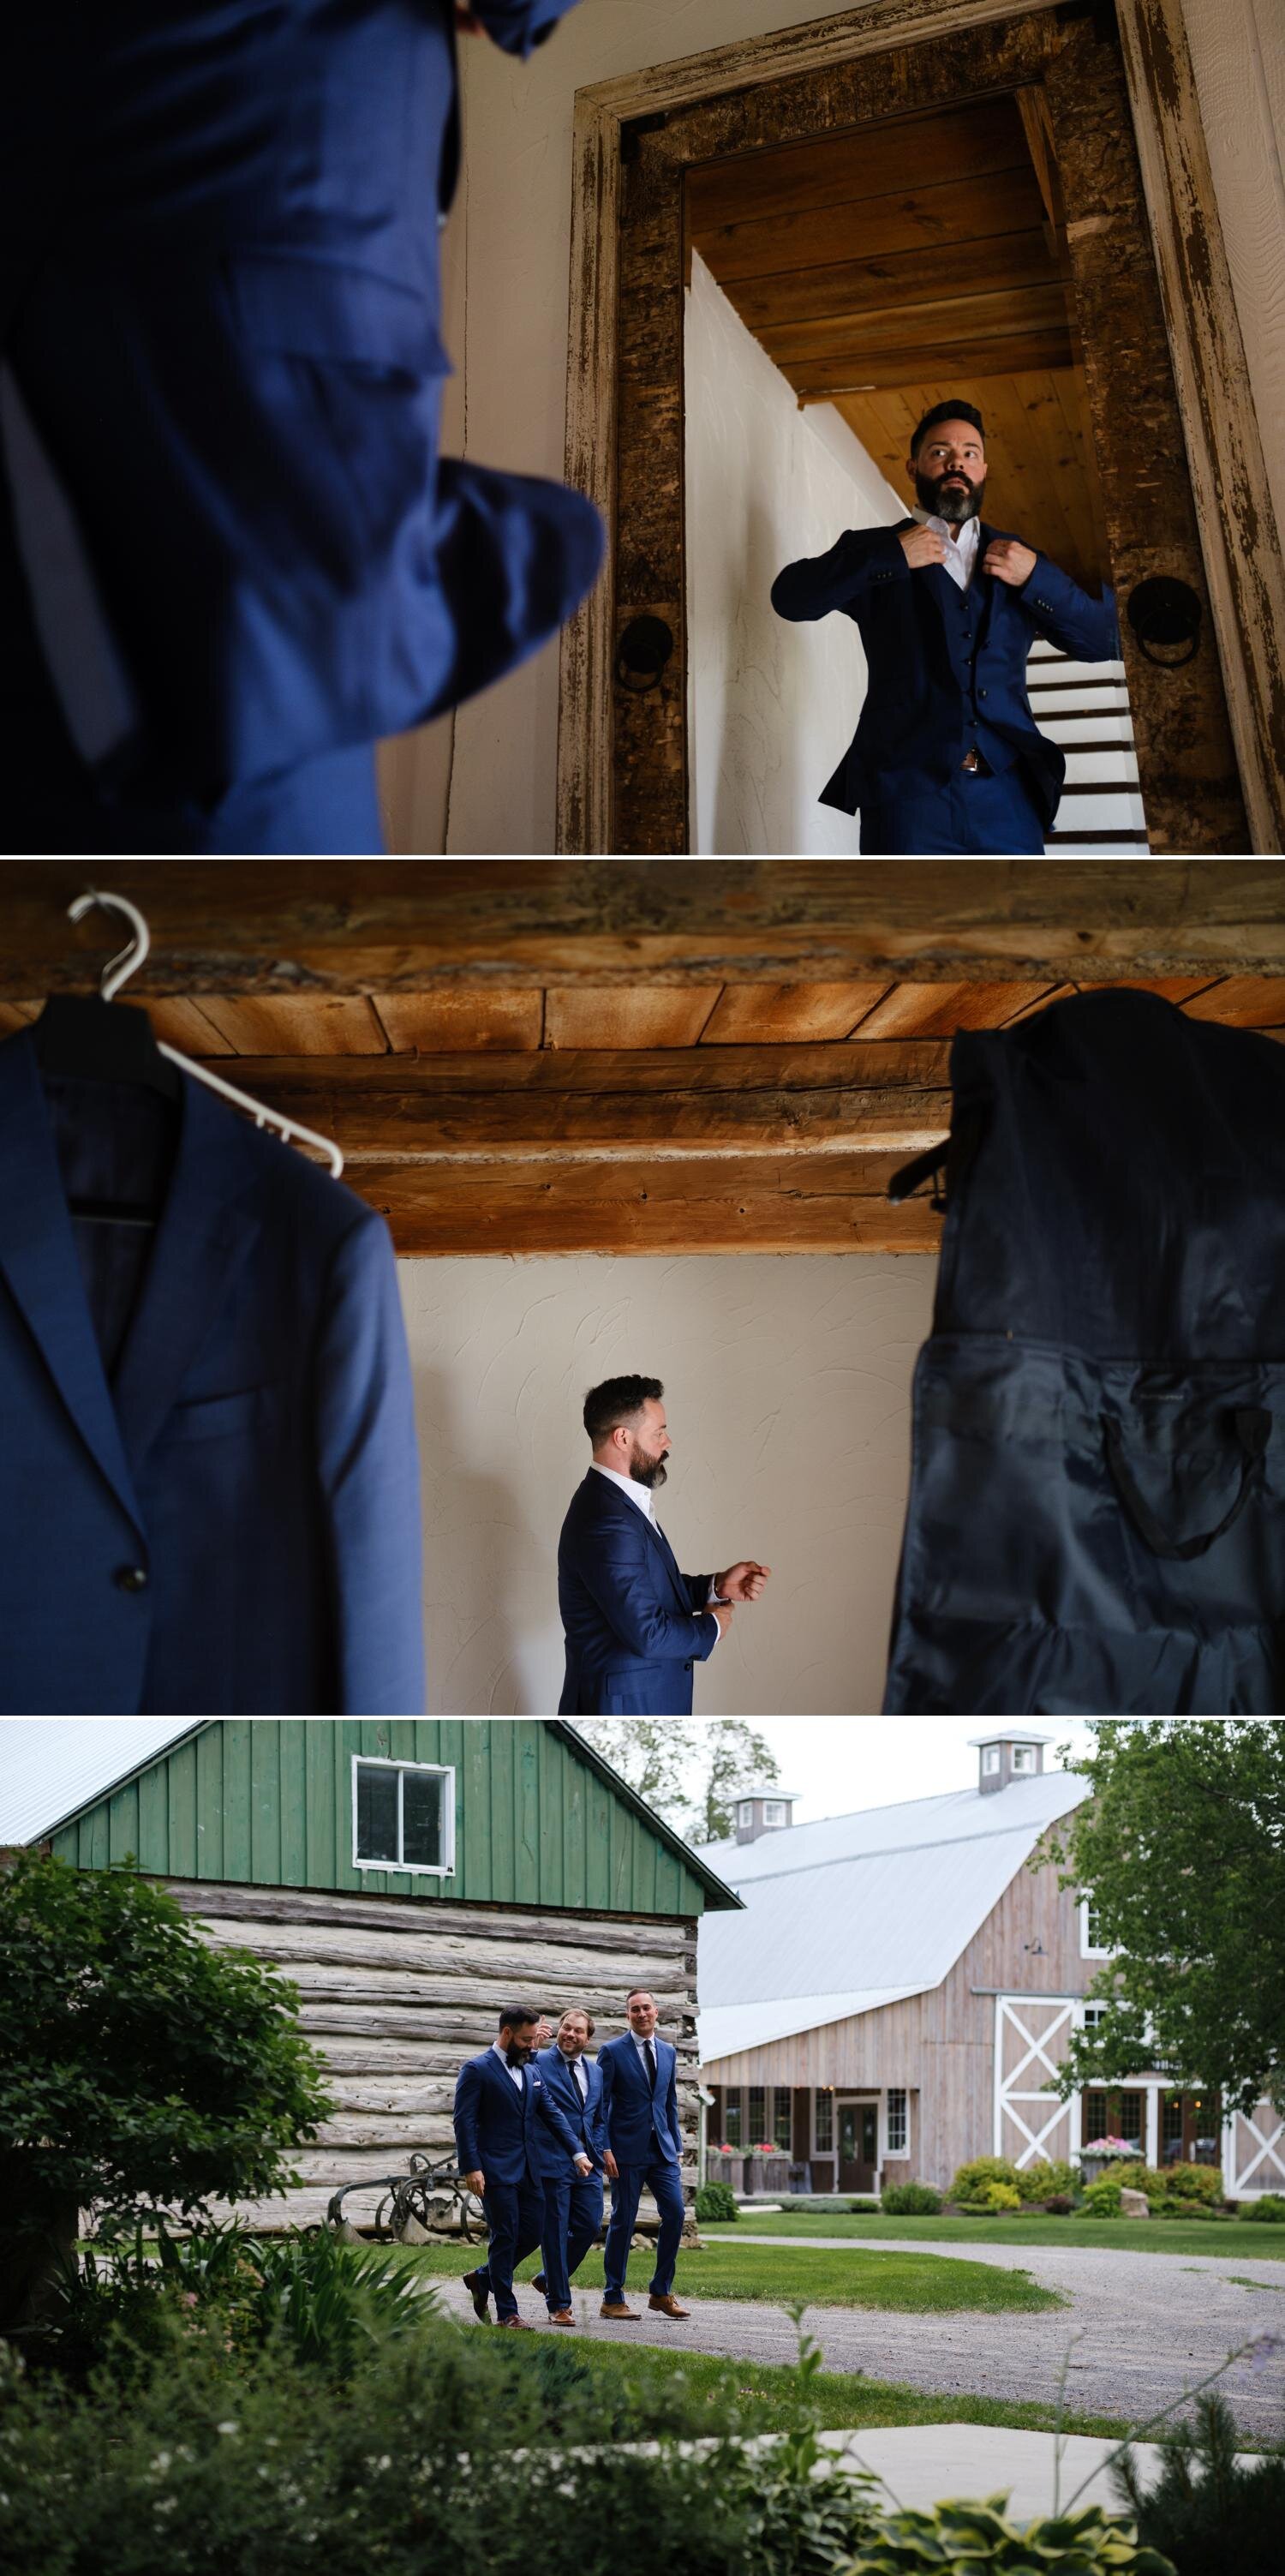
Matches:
[349,1157,945,1259]
[791,332,1073,396]
[4,862,1282,993]
[732,243,1061,334]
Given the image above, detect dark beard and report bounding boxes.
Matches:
[916,469,984,524]
[630,1451,668,1488]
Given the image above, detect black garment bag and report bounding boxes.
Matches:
[883,990,1285,1716]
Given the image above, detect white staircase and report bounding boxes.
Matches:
[1026,636,1147,854]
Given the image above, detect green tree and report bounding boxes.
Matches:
[0,1851,332,2330]
[576,1721,781,1842]
[1041,1719,1285,2115]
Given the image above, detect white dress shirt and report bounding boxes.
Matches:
[911,505,981,593]
[561,2051,588,2101]
[631,2029,661,2082]
[589,1461,722,1645]
[491,2038,525,2090]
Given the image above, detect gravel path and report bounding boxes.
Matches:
[437,2237,1285,2439]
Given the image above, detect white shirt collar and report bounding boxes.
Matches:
[492,2038,525,2088]
[911,505,980,560]
[590,1459,654,1520]
[631,2028,660,2055]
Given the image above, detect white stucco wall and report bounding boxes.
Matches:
[397,1251,937,1716]
[684,251,903,854]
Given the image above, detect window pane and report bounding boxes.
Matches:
[355,1763,398,1862]
[403,1768,443,1866]
[815,2091,833,2153]
[1085,2091,1108,2141]
[774,2090,792,2150]
[725,2092,742,2146]
[887,2088,907,2153]
[748,2086,766,2143]
[1116,2091,1144,2142]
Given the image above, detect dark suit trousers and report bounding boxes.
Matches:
[859,765,1045,854]
[475,2176,544,2319]
[602,2157,684,2301]
[539,2168,604,2310]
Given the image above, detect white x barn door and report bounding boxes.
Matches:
[994,1996,1077,2167]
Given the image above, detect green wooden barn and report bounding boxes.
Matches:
[8,1717,739,2228]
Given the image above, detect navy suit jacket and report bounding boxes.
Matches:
[771,520,1120,825]
[452,2048,582,2189]
[2,3,602,812]
[0,1026,424,1716]
[596,2033,683,2169]
[557,1471,717,1716]
[531,2046,607,2178]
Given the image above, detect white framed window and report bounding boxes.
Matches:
[724,2089,743,2147]
[738,1800,754,1825]
[352,1757,455,1876]
[1081,2003,1109,2029]
[762,1799,786,1827]
[814,2089,834,2154]
[1079,1896,1111,1957]
[1012,1744,1037,1773]
[772,2088,792,2151]
[885,2088,909,2156]
[983,1746,1001,1774]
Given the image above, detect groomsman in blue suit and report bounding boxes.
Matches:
[453,2004,589,2327]
[528,2007,607,2322]
[597,1988,689,2321]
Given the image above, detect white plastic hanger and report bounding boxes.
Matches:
[69,889,345,1179]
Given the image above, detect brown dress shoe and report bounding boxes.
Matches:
[548,2309,576,2326]
[496,2314,535,2330]
[599,2300,638,2320]
[648,2293,690,2318]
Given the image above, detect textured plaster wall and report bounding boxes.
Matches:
[397,1253,938,1716]
[1180,0,1285,545]
[685,251,904,854]
[380,0,1285,856]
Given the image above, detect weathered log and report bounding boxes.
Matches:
[168,1881,695,1955]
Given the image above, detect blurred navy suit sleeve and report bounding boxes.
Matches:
[470,0,580,50]
[314,1214,426,1718]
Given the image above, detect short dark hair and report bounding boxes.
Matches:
[498,2004,541,2032]
[910,399,985,458]
[583,1375,663,1442]
[626,1988,656,2007]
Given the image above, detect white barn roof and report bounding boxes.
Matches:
[691,1765,1090,2064]
[0,1719,196,1846]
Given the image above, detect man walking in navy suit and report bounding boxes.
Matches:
[558,1375,771,1716]
[453,2004,590,2327]
[771,398,1120,854]
[528,2008,607,2323]
[597,1988,689,2321]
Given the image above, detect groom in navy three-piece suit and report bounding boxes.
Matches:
[772,397,1121,855]
[558,1373,771,1717]
[453,2006,589,2327]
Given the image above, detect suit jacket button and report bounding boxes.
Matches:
[978,688,989,700]
[115,1565,149,1592]
[684,1659,692,1671]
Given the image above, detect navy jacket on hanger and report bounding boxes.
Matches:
[883,991,1285,1716]
[556,1470,717,1716]
[771,520,1119,828]
[0,1027,425,1716]
[1,3,600,833]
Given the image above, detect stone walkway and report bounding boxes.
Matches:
[436,2235,1285,2437]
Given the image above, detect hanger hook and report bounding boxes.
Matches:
[68,889,152,1004]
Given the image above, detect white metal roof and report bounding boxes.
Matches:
[0,1719,197,1845]
[692,1766,1089,2066]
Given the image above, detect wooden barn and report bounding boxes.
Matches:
[3,1716,739,2228]
[694,1732,1284,2204]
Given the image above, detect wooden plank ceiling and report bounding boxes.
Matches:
[686,91,1103,592]
[3,864,1282,1256]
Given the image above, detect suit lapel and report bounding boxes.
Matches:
[589,1471,692,1619]
[111,1069,261,1468]
[0,1030,144,1537]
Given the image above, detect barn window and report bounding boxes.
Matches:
[762,1799,786,1827]
[982,1746,1001,1774]
[1080,1896,1111,1956]
[773,2089,792,2150]
[814,2091,834,2154]
[738,1800,754,1825]
[1011,1744,1036,1773]
[724,2089,743,2146]
[886,2088,909,2156]
[352,1758,455,1875]
[748,2084,767,2143]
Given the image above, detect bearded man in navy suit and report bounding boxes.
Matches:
[557,1375,770,1717]
[526,2007,607,2322]
[453,2004,589,2328]
[596,1988,689,2321]
[772,398,1120,855]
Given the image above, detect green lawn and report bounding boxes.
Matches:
[704,2212,1285,2261]
[391,2240,1062,2314]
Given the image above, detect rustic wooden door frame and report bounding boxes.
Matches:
[555,0,1285,856]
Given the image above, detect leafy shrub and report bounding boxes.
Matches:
[846,2496,1174,2573]
[1115,2391,1285,2576]
[848,2199,881,2214]
[950,2157,1021,2202]
[1081,2180,1124,2216]
[1242,2194,1285,2224]
[1095,2162,1165,2194]
[1151,2199,1220,2222]
[1015,2160,1077,2202]
[1045,2196,1075,2215]
[1161,2165,1224,2206]
[973,2181,1022,2214]
[880,2184,942,2217]
[695,2180,738,2223]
